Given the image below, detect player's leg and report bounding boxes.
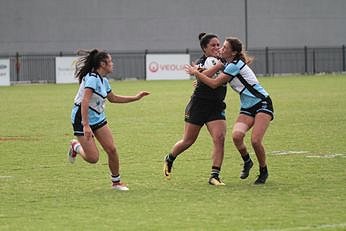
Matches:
[251,112,271,184]
[232,114,254,179]
[68,107,99,164]
[164,122,202,179]
[93,124,128,190]
[171,122,202,156]
[164,97,205,179]
[206,119,226,185]
[75,135,100,164]
[68,135,99,164]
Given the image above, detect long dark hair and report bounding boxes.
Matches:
[225,37,253,64]
[198,32,218,52]
[75,49,109,83]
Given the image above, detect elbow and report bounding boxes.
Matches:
[108,96,119,103]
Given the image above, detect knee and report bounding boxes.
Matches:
[232,131,244,144]
[88,155,99,164]
[104,146,117,156]
[232,122,248,144]
[181,135,198,147]
[251,137,262,149]
[212,132,226,145]
[183,139,195,148]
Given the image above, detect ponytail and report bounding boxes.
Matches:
[75,49,109,84]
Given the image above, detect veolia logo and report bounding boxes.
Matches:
[148,62,159,73]
[0,64,7,69]
[149,61,185,73]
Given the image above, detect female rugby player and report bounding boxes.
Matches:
[68,49,149,190]
[185,37,274,184]
[164,33,227,186]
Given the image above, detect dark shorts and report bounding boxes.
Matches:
[240,96,274,120]
[184,97,226,126]
[72,106,108,136]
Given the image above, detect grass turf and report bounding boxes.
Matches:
[0,74,346,231]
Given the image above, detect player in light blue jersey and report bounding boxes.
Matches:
[185,37,274,184]
[68,49,150,190]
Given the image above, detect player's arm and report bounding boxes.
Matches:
[107,91,150,103]
[81,88,93,139]
[185,64,229,89]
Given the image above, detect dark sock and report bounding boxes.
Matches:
[211,166,221,178]
[260,166,268,174]
[241,153,251,163]
[166,153,176,163]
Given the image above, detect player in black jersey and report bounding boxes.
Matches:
[164,33,227,186]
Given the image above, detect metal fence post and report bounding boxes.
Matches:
[312,49,316,74]
[271,52,275,76]
[144,49,148,80]
[304,46,308,74]
[15,52,20,81]
[265,47,269,76]
[342,45,345,72]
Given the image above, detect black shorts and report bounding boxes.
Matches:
[240,96,274,120]
[184,97,226,126]
[72,106,108,136]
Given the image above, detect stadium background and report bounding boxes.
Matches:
[0,0,345,81]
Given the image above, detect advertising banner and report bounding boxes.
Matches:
[0,59,10,86]
[55,56,79,84]
[146,54,190,80]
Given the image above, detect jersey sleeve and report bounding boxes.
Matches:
[223,63,240,77]
[84,74,98,90]
[104,78,112,94]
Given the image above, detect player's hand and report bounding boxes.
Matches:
[185,64,199,75]
[192,80,198,88]
[83,125,93,140]
[136,91,150,100]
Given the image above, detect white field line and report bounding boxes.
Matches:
[270,150,346,158]
[250,223,346,231]
[270,150,309,155]
[306,153,346,158]
[0,176,13,179]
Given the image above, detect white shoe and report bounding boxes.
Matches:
[67,139,79,163]
[208,176,226,186]
[112,181,129,191]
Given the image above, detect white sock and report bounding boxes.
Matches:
[111,175,121,183]
[73,143,81,153]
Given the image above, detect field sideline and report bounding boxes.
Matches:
[0,74,346,231]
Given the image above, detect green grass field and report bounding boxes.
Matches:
[1,74,346,231]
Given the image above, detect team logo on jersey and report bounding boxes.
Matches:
[261,101,268,109]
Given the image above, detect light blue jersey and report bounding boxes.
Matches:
[71,72,111,126]
[223,59,269,109]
